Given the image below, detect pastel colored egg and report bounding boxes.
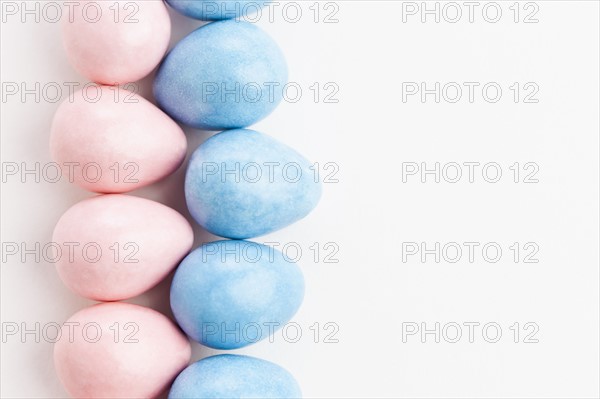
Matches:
[62,0,171,84]
[50,87,187,193]
[169,355,302,398]
[165,0,262,20]
[154,20,287,130]
[185,129,321,239]
[54,302,191,399]
[170,240,304,349]
[53,194,193,301]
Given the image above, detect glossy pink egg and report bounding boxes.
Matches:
[62,0,171,84]
[50,86,186,193]
[53,194,193,301]
[54,302,191,398]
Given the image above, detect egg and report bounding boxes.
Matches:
[53,194,193,301]
[154,20,287,130]
[169,355,302,398]
[185,129,321,239]
[165,0,263,20]
[170,240,305,349]
[54,302,191,399]
[62,0,171,84]
[50,87,187,193]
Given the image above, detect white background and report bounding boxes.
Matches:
[1,1,599,398]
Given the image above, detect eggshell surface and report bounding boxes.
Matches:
[53,194,193,301]
[62,0,171,84]
[154,20,287,130]
[50,87,187,193]
[169,355,302,398]
[185,129,321,239]
[170,240,305,349]
[54,302,191,399]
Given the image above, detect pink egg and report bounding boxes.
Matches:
[54,302,191,398]
[50,87,186,193]
[53,194,193,301]
[62,0,171,84]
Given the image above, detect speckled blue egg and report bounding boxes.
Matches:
[169,355,302,398]
[166,0,262,20]
[185,129,321,239]
[153,20,287,130]
[170,240,305,349]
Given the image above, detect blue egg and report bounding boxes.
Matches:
[170,240,305,349]
[153,20,287,130]
[185,129,321,239]
[169,354,302,398]
[166,0,262,21]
